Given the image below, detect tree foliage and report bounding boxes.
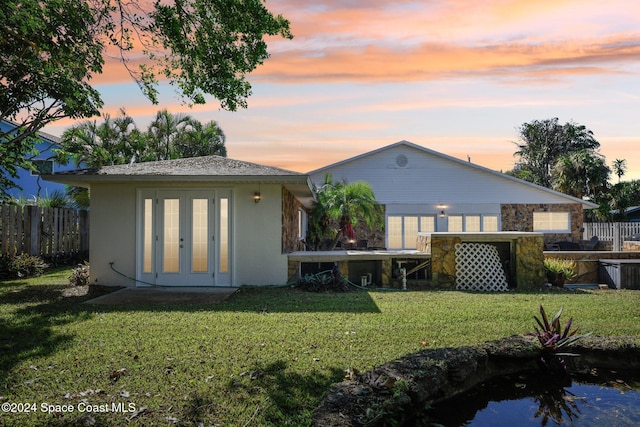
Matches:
[612,159,627,183]
[513,118,600,188]
[1,0,291,195]
[551,150,610,200]
[1,0,105,196]
[56,109,226,168]
[307,175,383,250]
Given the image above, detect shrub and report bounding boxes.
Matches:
[533,305,591,370]
[69,261,90,286]
[0,254,49,279]
[544,258,577,286]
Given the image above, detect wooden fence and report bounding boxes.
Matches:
[583,222,640,251]
[0,205,89,258]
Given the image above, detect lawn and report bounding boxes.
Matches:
[1,268,639,426]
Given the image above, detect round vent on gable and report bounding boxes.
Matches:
[396,154,408,167]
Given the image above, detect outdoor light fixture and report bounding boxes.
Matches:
[254,191,261,203]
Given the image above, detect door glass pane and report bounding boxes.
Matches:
[387,216,402,249]
[143,198,153,273]
[192,199,208,272]
[219,198,229,273]
[163,199,180,273]
[404,216,418,249]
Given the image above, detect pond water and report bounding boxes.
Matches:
[425,368,640,426]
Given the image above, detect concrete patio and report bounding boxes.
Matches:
[84,286,238,306]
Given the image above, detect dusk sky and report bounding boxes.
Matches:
[44,0,640,180]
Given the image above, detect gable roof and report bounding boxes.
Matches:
[309,140,598,208]
[44,155,315,207]
[0,119,61,145]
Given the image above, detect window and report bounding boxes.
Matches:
[31,160,53,175]
[483,216,499,232]
[447,214,499,232]
[448,215,463,232]
[297,209,307,240]
[466,215,481,232]
[533,212,570,233]
[387,215,436,249]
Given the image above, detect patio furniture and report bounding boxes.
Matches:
[557,241,581,250]
[582,235,599,251]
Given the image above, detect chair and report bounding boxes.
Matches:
[582,236,599,251]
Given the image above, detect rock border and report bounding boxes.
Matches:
[312,335,640,426]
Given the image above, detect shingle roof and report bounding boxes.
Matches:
[44,155,315,207]
[64,155,303,177]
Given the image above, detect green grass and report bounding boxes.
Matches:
[1,269,639,426]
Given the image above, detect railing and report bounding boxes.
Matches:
[583,222,640,251]
[0,205,89,258]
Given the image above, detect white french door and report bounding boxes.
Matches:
[137,189,232,286]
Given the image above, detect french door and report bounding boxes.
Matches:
[137,189,232,286]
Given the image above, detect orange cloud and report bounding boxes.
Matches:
[253,34,640,84]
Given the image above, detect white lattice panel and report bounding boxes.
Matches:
[455,243,509,291]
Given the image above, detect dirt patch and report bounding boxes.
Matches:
[312,335,640,426]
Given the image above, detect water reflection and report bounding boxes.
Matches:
[425,369,640,427]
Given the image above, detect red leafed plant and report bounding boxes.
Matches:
[534,305,591,370]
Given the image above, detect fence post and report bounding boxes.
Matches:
[613,222,621,251]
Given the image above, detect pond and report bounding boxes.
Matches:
[426,368,640,426]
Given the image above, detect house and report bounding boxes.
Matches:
[0,120,75,199]
[44,156,314,287]
[623,206,640,223]
[309,141,599,249]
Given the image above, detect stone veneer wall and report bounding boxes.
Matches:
[623,241,640,252]
[418,233,545,290]
[282,188,305,253]
[516,235,546,288]
[501,203,584,244]
[544,251,640,284]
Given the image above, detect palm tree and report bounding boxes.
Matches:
[514,118,600,187]
[612,159,627,183]
[308,175,383,250]
[147,109,192,160]
[174,119,227,158]
[551,150,610,200]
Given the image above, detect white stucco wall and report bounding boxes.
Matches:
[233,183,288,286]
[88,182,289,287]
[89,183,137,287]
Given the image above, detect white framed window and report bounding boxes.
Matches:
[448,215,463,232]
[447,214,499,232]
[483,215,499,232]
[533,211,570,233]
[297,208,307,240]
[387,215,436,249]
[465,215,481,232]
